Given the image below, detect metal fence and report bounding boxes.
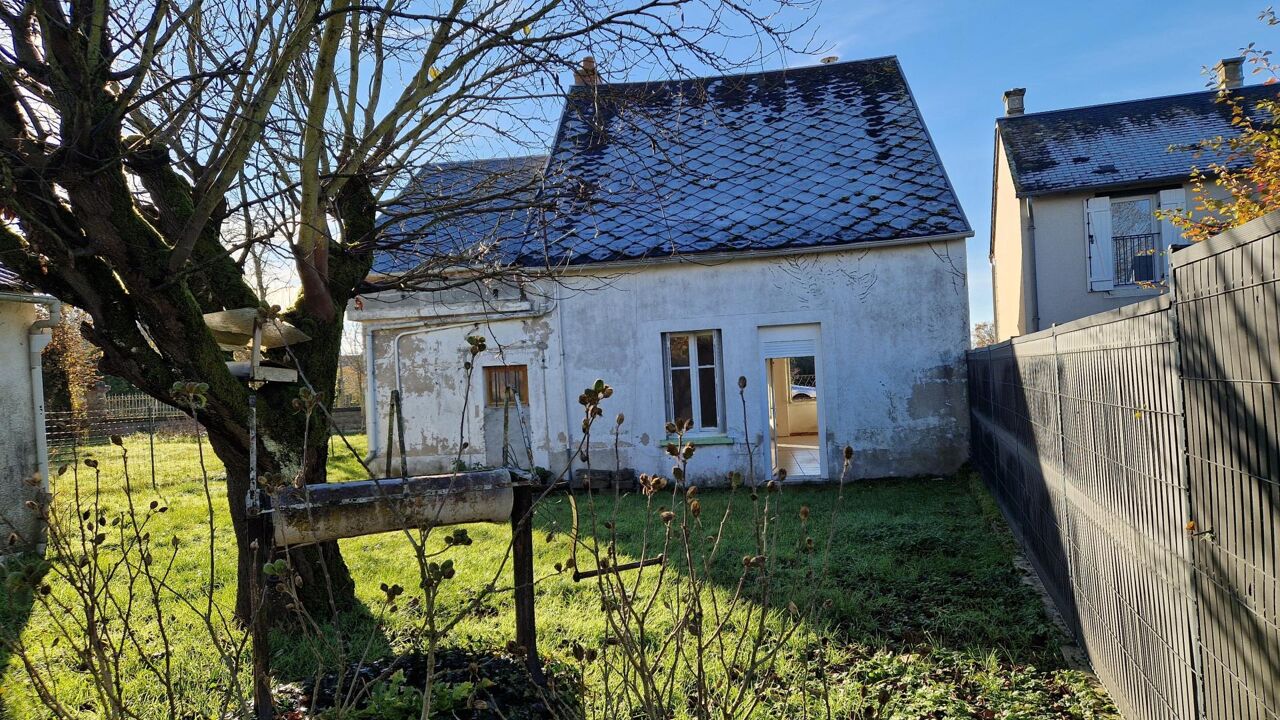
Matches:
[969,211,1280,720]
[46,393,200,486]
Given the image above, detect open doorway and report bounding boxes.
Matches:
[766,355,821,479]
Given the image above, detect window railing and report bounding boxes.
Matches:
[1113,232,1163,285]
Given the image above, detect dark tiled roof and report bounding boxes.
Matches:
[998,84,1279,196]
[0,261,33,293]
[373,155,546,275]
[513,56,970,266]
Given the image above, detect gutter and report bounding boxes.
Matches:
[0,291,60,550]
[533,230,975,275]
[1026,198,1040,332]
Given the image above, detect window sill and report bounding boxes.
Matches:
[1101,286,1165,298]
[664,434,735,446]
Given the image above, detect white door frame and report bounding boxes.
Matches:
[758,324,826,479]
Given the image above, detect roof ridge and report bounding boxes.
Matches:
[997,82,1277,123]
[424,153,548,169]
[569,55,900,91]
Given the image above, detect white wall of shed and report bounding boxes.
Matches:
[359,239,971,482]
[0,300,40,556]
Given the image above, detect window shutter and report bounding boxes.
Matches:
[1158,188,1187,248]
[1086,197,1114,291]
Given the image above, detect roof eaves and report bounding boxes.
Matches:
[1015,172,1196,199]
[524,229,975,272]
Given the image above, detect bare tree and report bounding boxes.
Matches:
[0,0,813,621]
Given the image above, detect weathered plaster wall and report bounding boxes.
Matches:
[356,239,971,482]
[0,300,39,557]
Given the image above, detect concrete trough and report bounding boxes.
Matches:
[271,469,518,547]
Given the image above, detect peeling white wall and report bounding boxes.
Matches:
[354,239,971,482]
[0,299,39,556]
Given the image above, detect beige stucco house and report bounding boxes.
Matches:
[0,263,57,559]
[990,58,1271,341]
[353,57,974,484]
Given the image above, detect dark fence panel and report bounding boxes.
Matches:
[1176,217,1280,720]
[969,211,1280,720]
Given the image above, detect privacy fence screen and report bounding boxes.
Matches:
[968,211,1280,720]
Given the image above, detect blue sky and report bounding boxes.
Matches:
[791,0,1273,323]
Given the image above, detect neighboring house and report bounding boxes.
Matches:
[990,57,1275,340]
[351,57,973,483]
[0,262,57,558]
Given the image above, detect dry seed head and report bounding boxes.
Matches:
[616,412,625,425]
[799,505,810,521]
[843,445,854,461]
[738,375,747,390]
[665,421,678,434]
[689,499,701,518]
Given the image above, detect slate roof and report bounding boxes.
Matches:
[373,155,546,275]
[0,260,34,294]
[998,83,1279,197]
[514,56,970,266]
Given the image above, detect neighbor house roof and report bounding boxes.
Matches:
[997,83,1278,197]
[514,56,970,266]
[373,155,547,275]
[0,261,34,294]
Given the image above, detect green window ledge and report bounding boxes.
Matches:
[663,434,735,446]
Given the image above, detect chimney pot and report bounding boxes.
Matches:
[574,56,601,86]
[1215,57,1245,90]
[1003,88,1026,116]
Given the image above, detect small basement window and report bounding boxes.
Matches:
[484,365,529,406]
[663,331,723,433]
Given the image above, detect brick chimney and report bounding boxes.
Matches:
[573,56,602,86]
[1215,57,1245,90]
[1003,88,1026,116]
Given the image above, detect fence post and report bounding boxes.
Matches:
[1050,326,1079,618]
[148,401,157,491]
[1168,257,1209,720]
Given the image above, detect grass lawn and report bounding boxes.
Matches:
[0,434,1117,719]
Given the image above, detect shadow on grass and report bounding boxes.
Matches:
[531,471,1065,668]
[0,553,47,718]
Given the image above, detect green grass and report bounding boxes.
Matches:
[1,434,1117,718]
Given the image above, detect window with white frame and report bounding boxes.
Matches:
[663,331,722,433]
[1086,188,1186,290]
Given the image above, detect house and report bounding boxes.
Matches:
[990,57,1275,341]
[0,262,57,558]
[351,56,973,483]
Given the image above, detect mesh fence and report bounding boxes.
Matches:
[45,394,203,486]
[968,212,1280,720]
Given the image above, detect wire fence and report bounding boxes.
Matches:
[968,211,1280,720]
[46,394,200,486]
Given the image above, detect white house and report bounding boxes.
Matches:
[351,57,973,483]
[0,262,56,558]
[990,57,1267,341]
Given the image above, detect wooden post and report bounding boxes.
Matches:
[510,484,544,684]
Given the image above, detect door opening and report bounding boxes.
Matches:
[766,355,821,479]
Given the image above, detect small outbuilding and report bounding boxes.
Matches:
[0,262,56,558]
[351,56,973,483]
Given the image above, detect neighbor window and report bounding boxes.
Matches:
[1086,189,1185,290]
[484,365,529,406]
[663,331,722,433]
